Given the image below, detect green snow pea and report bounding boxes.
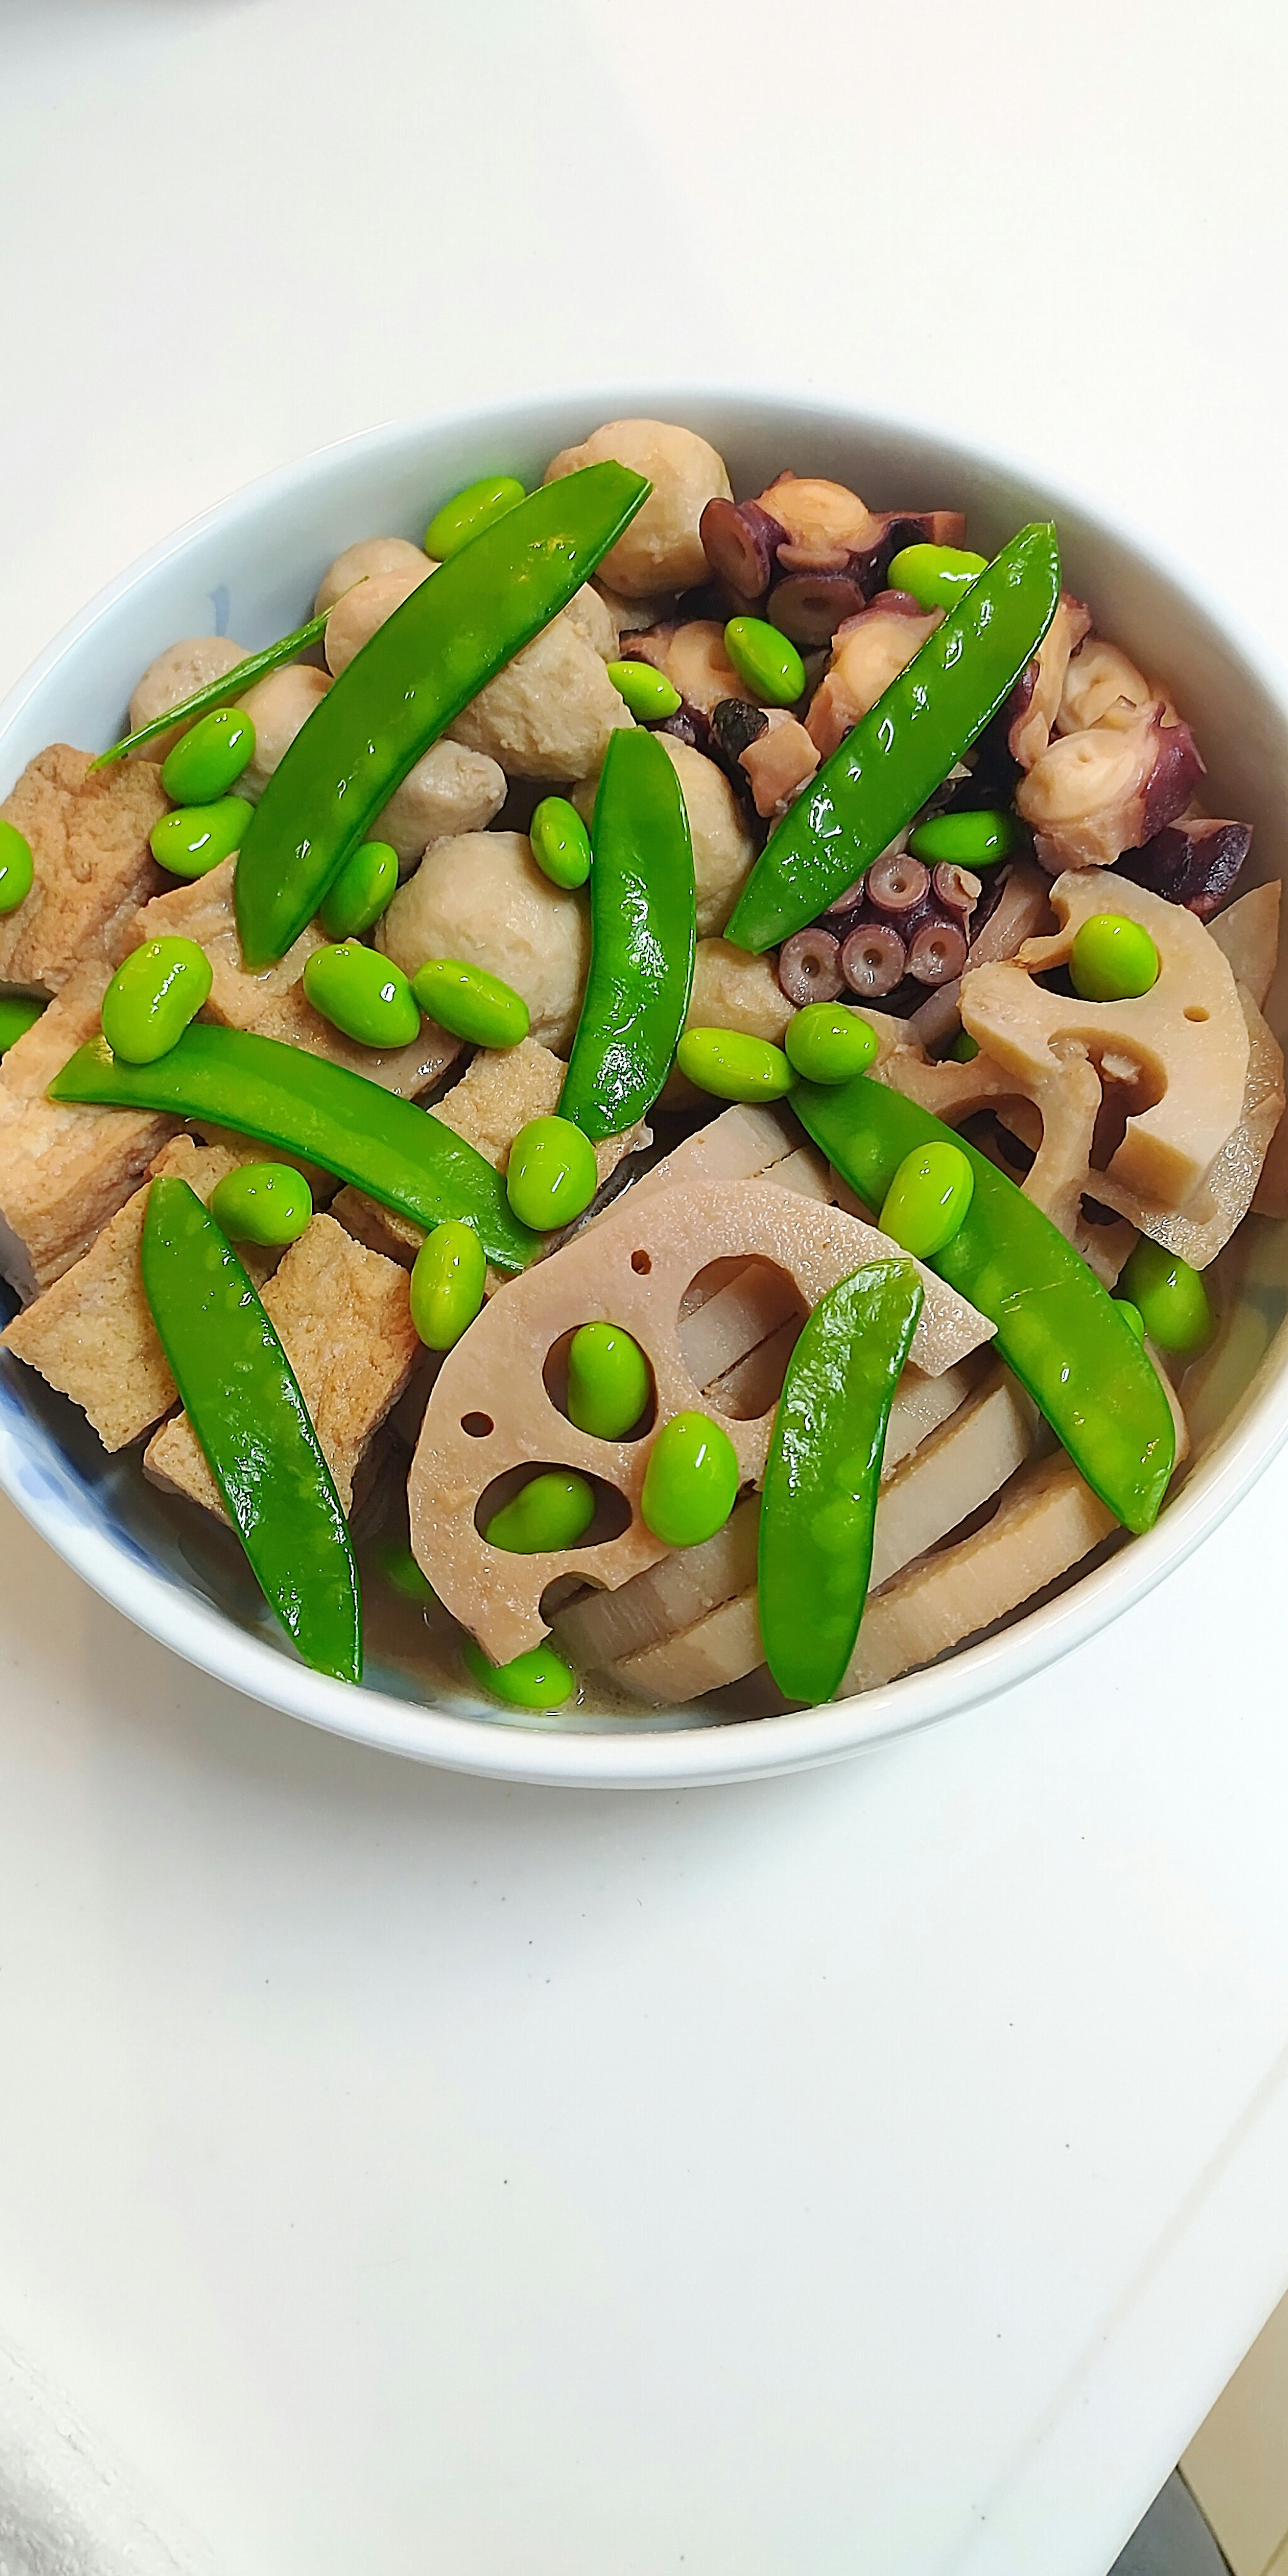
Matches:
[49,1024,539,1272]
[676,1027,795,1103]
[886,543,988,609]
[1117,1237,1212,1355]
[723,616,806,707]
[409,1218,486,1350]
[100,937,213,1065]
[530,795,592,889]
[485,1470,596,1554]
[879,1141,974,1260]
[151,795,253,881]
[506,1115,599,1231]
[208,1162,312,1247]
[792,1071,1176,1533]
[319,840,399,940]
[462,1634,576,1708]
[0,819,34,914]
[426,474,526,560]
[641,1411,739,1549]
[235,462,649,966]
[0,996,44,1054]
[160,707,254,804]
[908,808,1016,867]
[302,942,421,1049]
[92,610,331,768]
[725,524,1061,954]
[758,1259,924,1704]
[784,1003,877,1086]
[141,1175,361,1682]
[606,660,682,721]
[560,726,696,1141]
[566,1322,650,1440]
[411,958,530,1050]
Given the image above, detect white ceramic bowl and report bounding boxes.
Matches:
[2,392,1287,1787]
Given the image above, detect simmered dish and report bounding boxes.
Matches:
[0,418,1281,1719]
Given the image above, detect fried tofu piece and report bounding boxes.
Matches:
[127,857,459,1099]
[0,745,167,996]
[0,1136,276,1449]
[0,960,180,1300]
[143,1213,418,1519]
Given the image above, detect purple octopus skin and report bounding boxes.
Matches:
[778,847,981,1005]
[700,496,967,647]
[779,928,844,1006]
[1116,816,1252,920]
[656,703,711,756]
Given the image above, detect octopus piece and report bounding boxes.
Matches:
[728,707,820,819]
[380,829,588,1055]
[543,419,733,598]
[805,596,942,760]
[786,848,980,1007]
[448,605,632,781]
[1016,698,1204,872]
[1056,635,1155,735]
[1116,815,1252,919]
[1006,592,1092,769]
[700,472,966,644]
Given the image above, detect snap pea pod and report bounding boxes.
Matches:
[91,611,331,768]
[792,1072,1176,1533]
[49,1024,539,1272]
[140,1175,361,1683]
[724,523,1061,954]
[758,1259,924,1705]
[559,726,696,1141]
[235,462,649,968]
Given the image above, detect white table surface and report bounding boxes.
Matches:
[3,3,1288,2568]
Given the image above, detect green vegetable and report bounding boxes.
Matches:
[140,1174,361,1681]
[319,839,399,940]
[1117,1237,1212,1355]
[302,941,421,1049]
[462,1634,576,1708]
[506,1115,599,1231]
[160,707,254,804]
[0,996,44,1054]
[758,1259,923,1704]
[887,542,989,610]
[411,957,530,1050]
[409,1217,486,1349]
[725,524,1061,955]
[949,1029,980,1062]
[605,659,682,721]
[484,1470,596,1554]
[1114,1298,1146,1342]
[908,808,1016,866]
[151,795,254,881]
[376,1540,438,1602]
[784,1002,877,1086]
[50,1024,538,1271]
[209,1161,312,1247]
[675,1026,795,1103]
[566,1321,650,1440]
[879,1140,975,1259]
[641,1410,740,1549]
[793,1071,1176,1532]
[560,726,696,1141]
[0,819,34,915]
[1069,911,1161,1002]
[426,473,526,560]
[723,615,806,707]
[92,610,331,768]
[235,463,648,967]
[100,937,213,1065]
[530,795,592,890]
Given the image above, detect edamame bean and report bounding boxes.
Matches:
[530,794,592,889]
[1113,1299,1146,1342]
[1117,1238,1212,1354]
[209,1160,313,1247]
[411,957,530,1050]
[567,1321,650,1439]
[908,808,1016,866]
[506,1116,599,1231]
[723,615,806,707]
[161,707,255,804]
[606,659,682,722]
[485,1469,596,1554]
[0,819,34,915]
[376,1541,438,1603]
[409,1217,486,1349]
[641,1410,740,1549]
[319,839,399,940]
[0,996,44,1055]
[879,1140,975,1259]
[150,795,254,880]
[462,1633,576,1708]
[426,473,527,561]
[675,1026,796,1103]
[784,1002,878,1085]
[886,542,989,610]
[101,937,213,1065]
[949,1029,980,1062]
[1069,912,1160,1002]
[302,940,422,1047]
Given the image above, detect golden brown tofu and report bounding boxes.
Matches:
[1,1136,275,1450]
[0,745,168,996]
[0,960,180,1300]
[143,1213,418,1519]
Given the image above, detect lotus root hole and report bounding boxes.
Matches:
[1185,1005,1210,1023]
[461,1411,494,1438]
[631,1249,652,1274]
[541,1328,656,1440]
[473,1463,632,1550]
[678,1259,808,1420]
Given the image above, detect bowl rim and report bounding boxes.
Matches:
[3,384,1287,1788]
